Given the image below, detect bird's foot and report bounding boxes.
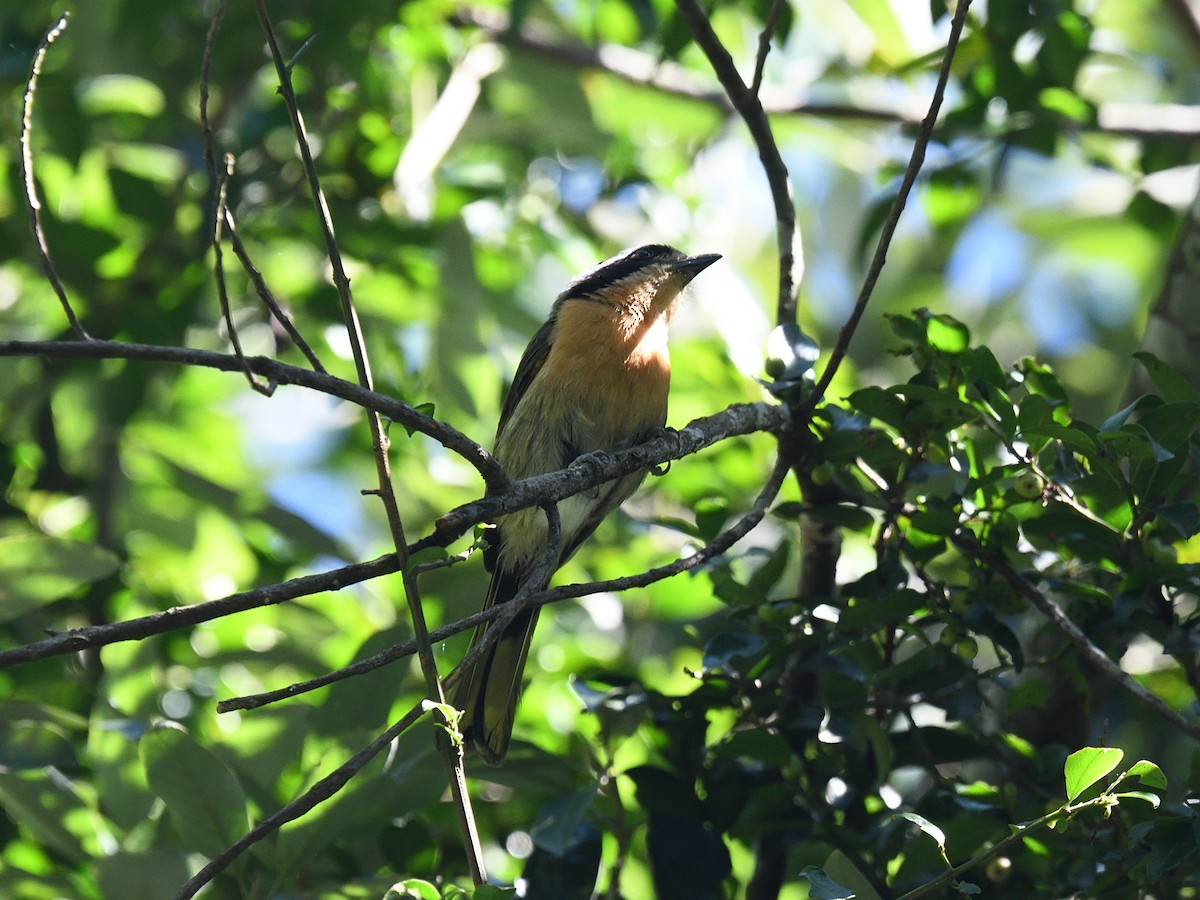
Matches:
[648,426,680,476]
[571,449,612,479]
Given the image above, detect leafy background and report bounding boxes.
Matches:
[1,0,1198,897]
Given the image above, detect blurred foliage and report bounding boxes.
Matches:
[2,0,1199,897]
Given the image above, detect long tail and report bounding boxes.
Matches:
[453,565,540,765]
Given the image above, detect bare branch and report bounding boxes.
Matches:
[0,338,506,487]
[20,13,90,341]
[251,1,481,867]
[750,0,787,97]
[200,1,325,373]
[213,153,274,394]
[807,0,972,408]
[0,554,399,670]
[675,0,800,325]
[223,209,328,372]
[433,401,788,543]
[952,529,1200,746]
[171,699,429,900]
[222,454,789,712]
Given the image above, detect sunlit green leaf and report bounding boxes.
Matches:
[1065,747,1123,802]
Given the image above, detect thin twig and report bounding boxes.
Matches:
[171,700,429,900]
[199,0,224,193]
[213,154,273,394]
[0,554,400,670]
[201,2,271,394]
[675,0,800,325]
[221,455,789,711]
[251,0,483,879]
[20,13,90,340]
[807,0,972,408]
[952,529,1200,746]
[750,0,787,96]
[0,338,506,487]
[224,210,327,372]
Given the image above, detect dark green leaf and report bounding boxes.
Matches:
[799,866,857,900]
[139,726,249,859]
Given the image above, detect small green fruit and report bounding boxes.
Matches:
[1013,471,1041,500]
[810,462,835,486]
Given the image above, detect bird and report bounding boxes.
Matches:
[452,243,721,765]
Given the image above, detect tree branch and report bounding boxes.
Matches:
[222,453,791,712]
[0,554,399,669]
[675,0,800,325]
[952,529,1200,746]
[20,13,91,341]
[454,4,1200,139]
[807,0,972,407]
[0,338,505,488]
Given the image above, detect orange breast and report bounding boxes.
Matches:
[545,298,672,448]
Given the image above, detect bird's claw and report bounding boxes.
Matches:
[649,426,680,477]
[571,449,611,479]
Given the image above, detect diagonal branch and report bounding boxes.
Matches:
[20,13,91,341]
[674,0,800,325]
[251,0,480,874]
[0,338,504,485]
[223,209,328,372]
[807,0,972,408]
[952,529,1200,746]
[222,454,791,712]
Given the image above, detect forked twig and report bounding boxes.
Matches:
[21,13,90,340]
[213,153,274,394]
[224,210,327,372]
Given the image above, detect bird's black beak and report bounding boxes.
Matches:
[670,253,721,282]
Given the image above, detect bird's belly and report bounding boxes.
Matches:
[496,492,598,570]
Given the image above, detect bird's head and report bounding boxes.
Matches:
[556,244,720,334]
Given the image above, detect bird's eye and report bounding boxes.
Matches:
[632,247,654,260]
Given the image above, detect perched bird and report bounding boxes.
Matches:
[453,244,721,764]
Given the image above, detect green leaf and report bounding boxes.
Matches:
[694,496,731,541]
[0,535,121,621]
[139,725,249,859]
[1127,760,1168,790]
[843,0,911,65]
[385,879,441,900]
[1038,86,1093,123]
[78,74,166,117]
[925,314,970,354]
[702,631,767,668]
[799,865,857,900]
[470,886,516,899]
[1153,502,1200,539]
[530,782,600,856]
[1064,747,1123,801]
[822,850,883,900]
[1134,352,1200,404]
[1113,791,1161,807]
[898,812,946,852]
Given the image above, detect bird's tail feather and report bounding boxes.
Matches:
[453,565,540,765]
